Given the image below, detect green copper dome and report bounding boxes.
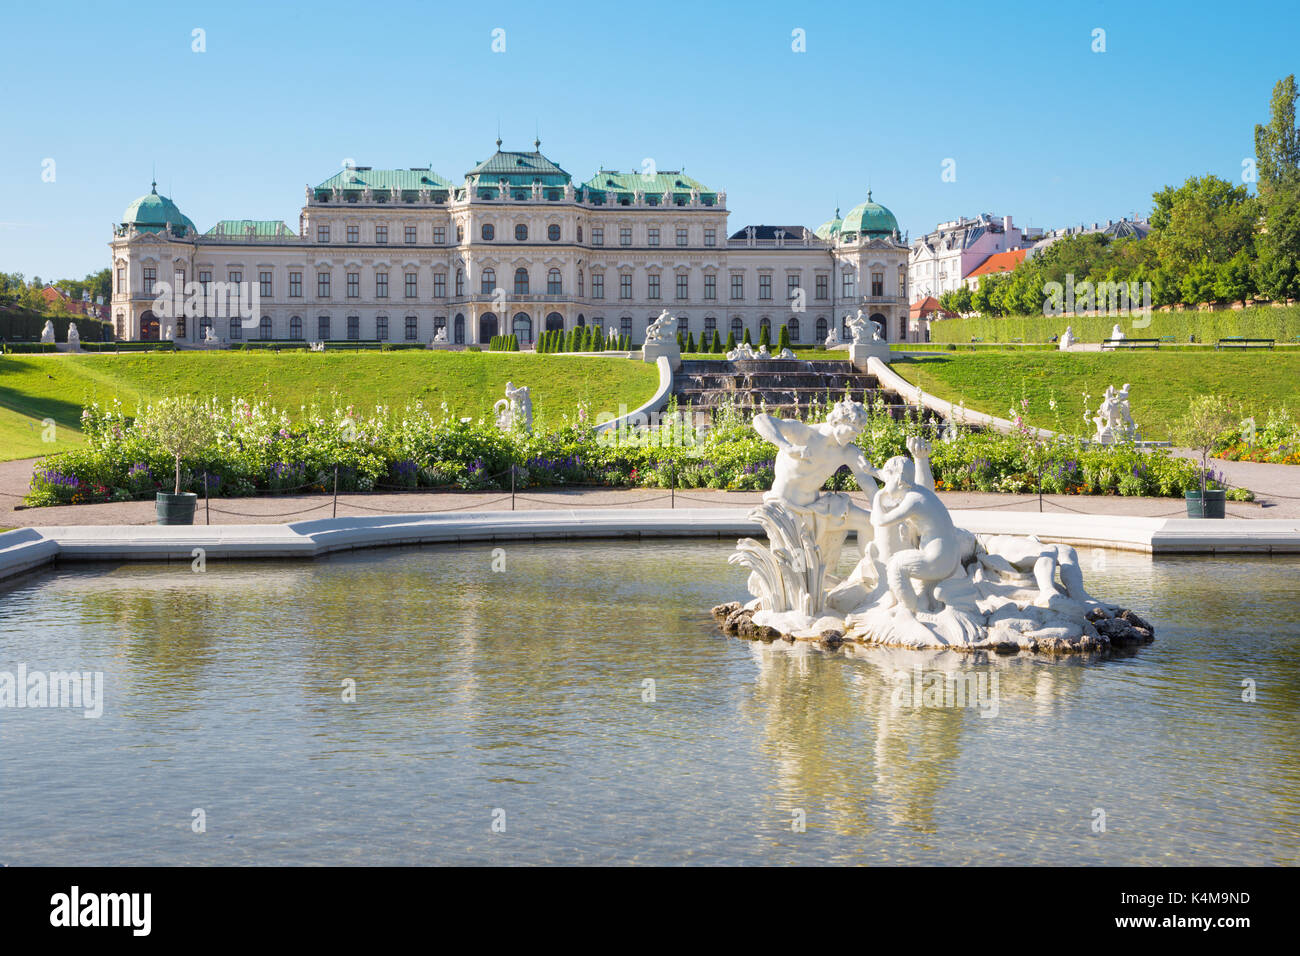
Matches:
[121,183,196,236]
[839,191,898,240]
[814,208,843,241]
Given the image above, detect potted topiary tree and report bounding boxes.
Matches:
[141,396,216,525]
[1171,393,1237,518]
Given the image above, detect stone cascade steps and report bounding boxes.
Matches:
[672,359,945,423]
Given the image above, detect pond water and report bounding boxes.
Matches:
[1,541,1297,865]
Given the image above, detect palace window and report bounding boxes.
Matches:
[116,266,124,293]
[347,225,359,243]
[433,226,445,244]
[731,316,744,338]
[143,267,156,295]
[619,274,632,299]
[815,274,828,300]
[872,272,884,297]
[704,316,716,335]
[289,272,302,298]
[514,268,529,295]
[229,317,242,340]
[648,274,660,300]
[228,271,242,313]
[376,272,388,298]
[405,315,417,340]
[376,316,388,341]
[676,227,688,247]
[678,314,689,333]
[318,315,330,340]
[456,224,464,242]
[455,269,464,296]
[176,317,186,338]
[481,268,496,295]
[787,275,800,300]
[515,223,528,241]
[730,274,743,300]
[759,274,772,300]
[619,227,632,246]
[347,272,359,298]
[759,316,771,338]
[548,224,561,241]
[347,315,359,340]
[578,269,584,296]
[433,273,446,298]
[592,227,603,245]
[405,226,417,244]
[405,272,417,298]
[481,223,495,240]
[704,275,716,300]
[547,269,562,295]
[454,314,464,344]
[317,272,330,298]
[648,228,660,247]
[260,271,273,297]
[592,273,604,299]
[788,316,800,341]
[620,316,632,339]
[317,225,330,243]
[199,316,213,338]
[376,225,388,244]
[676,274,688,300]
[200,270,211,293]
[290,315,302,339]
[704,228,716,247]
[842,272,855,297]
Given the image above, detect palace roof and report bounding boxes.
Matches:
[315,167,453,191]
[205,220,299,239]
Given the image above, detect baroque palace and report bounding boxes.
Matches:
[109,143,914,346]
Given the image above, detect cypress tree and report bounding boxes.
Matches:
[758,324,771,349]
[778,324,791,351]
[726,330,737,351]
[712,331,723,354]
[743,327,752,346]
[686,331,696,353]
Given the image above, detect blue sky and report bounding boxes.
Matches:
[1,0,1295,279]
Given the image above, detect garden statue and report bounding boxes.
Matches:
[164,324,173,341]
[66,322,80,350]
[41,320,55,344]
[1059,326,1075,350]
[1110,323,1126,342]
[433,326,449,344]
[1093,384,1136,444]
[204,326,220,345]
[846,309,883,345]
[494,381,533,432]
[644,310,677,345]
[825,322,841,347]
[642,310,683,370]
[308,340,325,352]
[719,403,1154,652]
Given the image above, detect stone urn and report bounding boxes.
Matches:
[1184,488,1226,519]
[156,491,198,525]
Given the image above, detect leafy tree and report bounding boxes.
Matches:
[1150,175,1257,273]
[1255,74,1300,202]
[1214,250,1253,305]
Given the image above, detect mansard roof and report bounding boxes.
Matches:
[582,169,717,205]
[467,149,570,185]
[315,167,453,191]
[206,220,299,239]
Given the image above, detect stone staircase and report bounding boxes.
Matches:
[672,358,941,422]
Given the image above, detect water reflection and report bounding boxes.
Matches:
[0,543,1296,865]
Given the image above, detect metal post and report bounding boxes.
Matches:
[204,473,210,525]
[1038,461,1043,513]
[511,465,516,511]
[671,462,675,509]
[333,464,339,518]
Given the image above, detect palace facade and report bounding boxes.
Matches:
[110,144,916,346]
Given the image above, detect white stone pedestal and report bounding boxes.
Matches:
[849,342,890,369]
[642,340,681,371]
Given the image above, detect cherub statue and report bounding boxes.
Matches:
[868,449,962,614]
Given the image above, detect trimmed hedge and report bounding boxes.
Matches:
[0,308,110,342]
[929,304,1300,344]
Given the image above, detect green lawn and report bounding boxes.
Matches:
[891,351,1300,441]
[0,351,659,461]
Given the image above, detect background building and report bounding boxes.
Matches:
[109,145,916,345]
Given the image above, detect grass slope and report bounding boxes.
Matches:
[892,351,1300,441]
[0,352,659,461]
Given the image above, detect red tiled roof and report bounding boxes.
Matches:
[966,248,1027,278]
[909,295,955,318]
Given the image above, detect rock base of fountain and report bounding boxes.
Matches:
[712,600,1154,654]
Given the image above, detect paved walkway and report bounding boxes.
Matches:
[3,454,1296,527]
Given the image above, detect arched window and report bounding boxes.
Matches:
[512,312,532,344]
[515,223,528,241]
[576,225,583,242]
[455,269,464,296]
[454,313,465,344]
[547,269,562,294]
[200,315,213,339]
[514,268,529,294]
[480,268,496,295]
[290,315,302,339]
[260,316,272,339]
[456,224,464,242]
[229,316,242,340]
[759,316,771,337]
[478,312,498,343]
[620,316,632,339]
[481,223,494,240]
[731,316,744,338]
[816,316,827,342]
[898,315,907,341]
[176,316,186,338]
[548,224,560,241]
[546,312,564,331]
[787,316,800,341]
[677,314,689,333]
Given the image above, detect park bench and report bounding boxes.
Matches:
[1159,335,1176,343]
[1102,338,1160,350]
[1215,337,1274,350]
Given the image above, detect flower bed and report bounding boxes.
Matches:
[25,395,1230,507]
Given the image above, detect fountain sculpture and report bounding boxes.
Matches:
[1092,384,1137,444]
[716,399,1154,652]
[494,381,533,432]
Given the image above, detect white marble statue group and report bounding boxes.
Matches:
[494,381,533,432]
[1092,383,1137,444]
[726,342,797,361]
[728,399,1123,649]
[40,321,81,349]
[825,309,884,348]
